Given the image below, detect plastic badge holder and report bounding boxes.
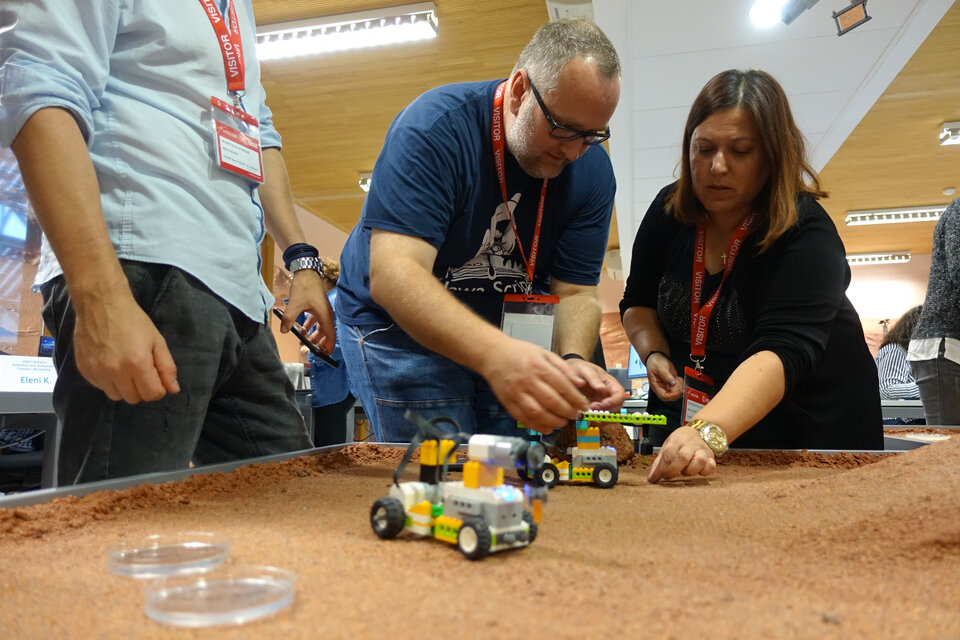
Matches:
[144,565,296,627]
[108,533,231,579]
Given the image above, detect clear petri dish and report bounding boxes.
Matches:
[144,565,295,627]
[107,532,231,579]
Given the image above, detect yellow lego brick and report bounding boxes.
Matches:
[476,462,503,488]
[531,499,543,523]
[463,460,480,488]
[419,440,438,465]
[577,441,600,450]
[408,500,432,516]
[420,438,458,465]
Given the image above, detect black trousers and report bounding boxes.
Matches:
[41,261,312,484]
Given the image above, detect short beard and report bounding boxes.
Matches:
[505,102,550,179]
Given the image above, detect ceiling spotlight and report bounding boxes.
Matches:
[749,0,819,26]
[940,121,960,146]
[833,0,871,36]
[749,0,787,27]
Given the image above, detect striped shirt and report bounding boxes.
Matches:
[875,343,919,400]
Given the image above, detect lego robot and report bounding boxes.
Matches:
[370,411,547,561]
[520,410,667,489]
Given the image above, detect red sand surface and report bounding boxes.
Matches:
[1,437,957,639]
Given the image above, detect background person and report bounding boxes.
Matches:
[908,196,960,425]
[335,18,625,441]
[875,305,922,401]
[303,259,357,445]
[1,0,334,483]
[620,69,883,483]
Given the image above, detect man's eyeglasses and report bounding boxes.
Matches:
[527,78,611,146]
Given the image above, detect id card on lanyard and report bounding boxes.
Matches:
[502,293,560,351]
[199,0,264,183]
[490,81,556,347]
[682,212,755,422]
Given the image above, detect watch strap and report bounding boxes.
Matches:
[288,256,326,278]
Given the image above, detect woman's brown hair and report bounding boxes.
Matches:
[880,305,923,351]
[666,69,827,251]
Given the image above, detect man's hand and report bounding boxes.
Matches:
[646,351,682,401]
[647,425,717,483]
[73,291,179,404]
[279,270,335,352]
[563,358,627,411]
[481,339,589,433]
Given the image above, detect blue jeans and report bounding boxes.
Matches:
[41,262,312,484]
[338,321,518,442]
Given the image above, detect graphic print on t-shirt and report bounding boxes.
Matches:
[440,192,529,295]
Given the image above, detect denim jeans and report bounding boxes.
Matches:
[338,321,517,442]
[41,261,312,484]
[913,342,960,425]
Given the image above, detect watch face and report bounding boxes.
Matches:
[701,424,727,452]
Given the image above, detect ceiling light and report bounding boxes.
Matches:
[358,173,372,192]
[846,251,911,266]
[255,3,438,61]
[749,0,821,26]
[939,121,960,146]
[833,0,871,36]
[749,0,787,27]
[844,205,945,226]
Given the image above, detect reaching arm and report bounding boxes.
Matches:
[259,148,335,350]
[622,306,681,401]
[368,229,589,431]
[12,107,179,403]
[551,278,624,411]
[647,350,786,482]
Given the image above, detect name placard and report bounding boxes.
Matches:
[0,356,57,392]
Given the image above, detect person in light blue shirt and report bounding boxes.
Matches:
[0,0,335,484]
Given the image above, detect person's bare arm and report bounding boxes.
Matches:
[647,350,785,482]
[368,229,588,431]
[12,107,179,402]
[551,278,624,411]
[622,305,681,401]
[259,147,334,350]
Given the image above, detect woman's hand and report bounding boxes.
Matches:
[646,351,682,401]
[647,426,717,483]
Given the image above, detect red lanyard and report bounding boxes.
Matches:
[491,81,548,287]
[199,0,245,97]
[689,212,755,366]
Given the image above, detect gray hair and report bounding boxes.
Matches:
[512,18,621,93]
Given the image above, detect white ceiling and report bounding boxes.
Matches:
[593,0,955,274]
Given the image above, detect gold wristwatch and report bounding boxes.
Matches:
[685,419,728,457]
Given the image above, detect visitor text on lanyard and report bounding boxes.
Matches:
[491,81,548,293]
[689,212,755,371]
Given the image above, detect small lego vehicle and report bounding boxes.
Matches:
[520,410,667,489]
[370,411,547,561]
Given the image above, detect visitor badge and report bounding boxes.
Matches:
[210,96,263,183]
[682,365,715,423]
[501,293,558,351]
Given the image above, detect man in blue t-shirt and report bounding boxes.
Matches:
[337,19,625,441]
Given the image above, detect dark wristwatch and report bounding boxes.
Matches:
[685,419,728,456]
[287,256,326,278]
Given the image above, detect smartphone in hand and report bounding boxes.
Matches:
[272,307,339,369]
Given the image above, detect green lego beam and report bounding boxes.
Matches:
[580,411,667,426]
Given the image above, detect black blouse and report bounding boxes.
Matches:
[620,184,883,450]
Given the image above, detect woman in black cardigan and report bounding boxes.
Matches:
[620,69,882,483]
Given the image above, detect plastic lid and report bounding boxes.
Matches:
[108,533,230,579]
[144,565,295,627]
